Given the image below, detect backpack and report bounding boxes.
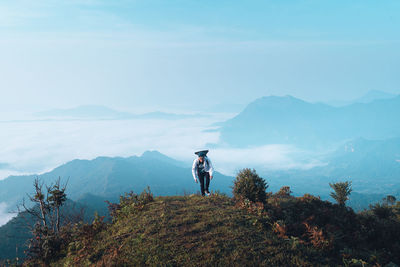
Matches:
[197,157,209,173]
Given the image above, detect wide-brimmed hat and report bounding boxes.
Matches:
[194,150,209,157]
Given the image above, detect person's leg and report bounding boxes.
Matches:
[198,172,205,196]
[205,172,210,194]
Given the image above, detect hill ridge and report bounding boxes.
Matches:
[27,192,400,266]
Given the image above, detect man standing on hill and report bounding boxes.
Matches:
[192,150,214,196]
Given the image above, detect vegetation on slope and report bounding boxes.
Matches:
[2,168,397,266]
[48,193,331,266]
[0,198,105,263]
[21,186,400,266]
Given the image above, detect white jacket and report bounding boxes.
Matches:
[192,156,214,180]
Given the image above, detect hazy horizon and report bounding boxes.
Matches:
[1,89,398,115]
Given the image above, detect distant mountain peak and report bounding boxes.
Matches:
[362,89,396,98]
[323,90,398,107]
[244,95,322,113]
[141,150,167,158]
[249,95,307,107]
[216,93,400,148]
[259,94,302,101]
[140,150,187,168]
[355,90,397,104]
[34,106,207,121]
[34,105,132,119]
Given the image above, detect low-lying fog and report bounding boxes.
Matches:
[0,113,328,226]
[0,113,323,181]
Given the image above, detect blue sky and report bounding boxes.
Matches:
[0,0,399,111]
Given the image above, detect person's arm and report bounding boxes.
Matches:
[192,159,198,182]
[207,158,214,179]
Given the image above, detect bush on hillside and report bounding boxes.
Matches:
[106,186,154,220]
[232,168,268,203]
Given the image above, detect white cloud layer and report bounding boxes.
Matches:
[0,115,323,181]
[0,114,327,227]
[0,202,17,227]
[211,145,325,176]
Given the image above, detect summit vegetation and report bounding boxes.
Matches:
[5,168,397,267]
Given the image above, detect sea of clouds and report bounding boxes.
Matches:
[0,113,326,226]
[0,115,324,181]
[0,114,323,181]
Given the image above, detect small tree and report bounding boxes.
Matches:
[47,178,67,233]
[31,179,49,228]
[329,181,352,207]
[20,177,68,263]
[233,168,268,203]
[23,177,67,235]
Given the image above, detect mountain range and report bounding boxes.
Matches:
[0,151,233,214]
[1,140,398,216]
[216,94,400,148]
[325,90,398,107]
[34,105,207,120]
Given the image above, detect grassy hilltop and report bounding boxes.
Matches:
[22,186,400,267]
[45,194,328,266]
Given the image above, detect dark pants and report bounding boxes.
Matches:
[198,171,210,196]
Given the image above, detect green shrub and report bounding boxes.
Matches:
[106,187,154,220]
[232,168,268,203]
